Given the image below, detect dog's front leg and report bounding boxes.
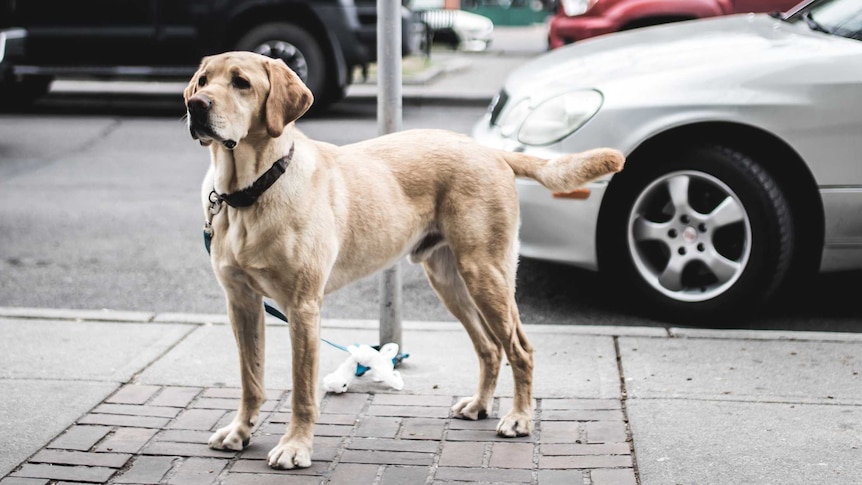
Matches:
[267,299,320,469]
[208,285,267,451]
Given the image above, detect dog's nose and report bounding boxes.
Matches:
[187,94,213,115]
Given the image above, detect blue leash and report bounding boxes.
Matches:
[203,229,407,374]
[262,301,344,350]
[262,301,348,352]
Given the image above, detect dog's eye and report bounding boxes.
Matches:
[198,76,207,87]
[232,76,251,90]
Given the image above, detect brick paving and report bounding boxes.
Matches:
[3,385,637,485]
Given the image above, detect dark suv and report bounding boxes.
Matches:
[0,0,420,110]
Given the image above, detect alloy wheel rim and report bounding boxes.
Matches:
[253,41,309,83]
[626,170,752,302]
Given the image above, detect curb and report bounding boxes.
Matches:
[3,306,861,342]
[45,53,495,108]
[45,80,494,108]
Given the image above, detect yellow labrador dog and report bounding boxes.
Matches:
[183,51,624,469]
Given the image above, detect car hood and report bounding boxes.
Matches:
[505,13,849,95]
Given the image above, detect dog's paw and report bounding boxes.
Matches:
[208,423,251,451]
[451,396,490,420]
[267,438,313,469]
[496,410,532,437]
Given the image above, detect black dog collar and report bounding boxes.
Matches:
[212,143,295,208]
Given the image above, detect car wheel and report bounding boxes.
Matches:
[597,144,794,322]
[235,23,331,109]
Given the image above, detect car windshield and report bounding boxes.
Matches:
[787,0,862,40]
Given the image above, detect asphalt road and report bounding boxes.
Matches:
[1,94,860,332]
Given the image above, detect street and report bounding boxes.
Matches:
[2,19,860,485]
[1,95,860,332]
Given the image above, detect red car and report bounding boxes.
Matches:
[549,0,802,48]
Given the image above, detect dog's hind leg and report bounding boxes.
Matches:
[455,253,534,438]
[422,247,503,421]
[208,284,267,451]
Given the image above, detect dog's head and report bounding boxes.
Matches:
[183,51,313,149]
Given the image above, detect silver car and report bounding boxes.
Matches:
[472,0,862,321]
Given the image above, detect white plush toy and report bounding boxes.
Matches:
[323,343,404,393]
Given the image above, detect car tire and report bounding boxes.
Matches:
[597,144,794,322]
[235,23,333,111]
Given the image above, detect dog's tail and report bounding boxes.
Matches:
[502,148,625,193]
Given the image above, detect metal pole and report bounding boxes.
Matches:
[377,0,403,349]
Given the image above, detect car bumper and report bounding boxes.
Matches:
[820,187,862,272]
[0,28,26,66]
[472,115,607,271]
[516,178,606,270]
[458,27,493,52]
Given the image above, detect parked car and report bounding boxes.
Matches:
[411,0,495,51]
[472,0,862,322]
[0,0,422,111]
[549,0,802,48]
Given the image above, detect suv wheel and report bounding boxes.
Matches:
[235,23,330,109]
[597,144,794,322]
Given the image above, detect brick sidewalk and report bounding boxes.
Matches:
[4,385,637,485]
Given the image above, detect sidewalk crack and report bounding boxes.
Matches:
[614,336,641,485]
[125,324,199,385]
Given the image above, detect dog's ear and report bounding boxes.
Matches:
[264,58,314,138]
[184,56,211,103]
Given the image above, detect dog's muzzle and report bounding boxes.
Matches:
[186,93,236,149]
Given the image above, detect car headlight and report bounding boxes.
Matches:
[560,0,599,16]
[498,90,603,146]
[498,98,532,138]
